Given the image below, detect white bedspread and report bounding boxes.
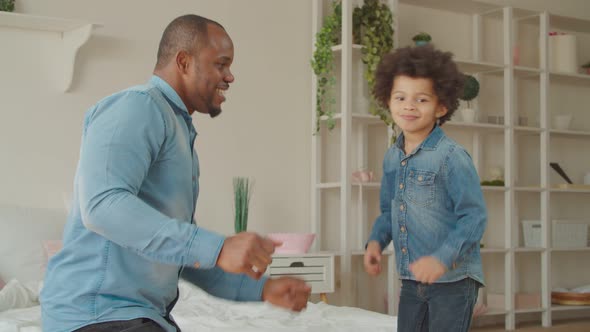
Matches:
[0,280,396,332]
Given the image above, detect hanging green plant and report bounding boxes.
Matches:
[311,0,341,133]
[0,0,15,12]
[355,0,395,131]
[311,0,395,137]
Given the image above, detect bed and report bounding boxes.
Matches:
[0,204,397,331]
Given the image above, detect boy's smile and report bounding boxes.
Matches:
[389,75,448,143]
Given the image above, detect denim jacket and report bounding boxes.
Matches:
[368,126,487,284]
[40,76,266,332]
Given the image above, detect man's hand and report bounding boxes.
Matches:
[262,277,311,312]
[364,241,382,276]
[409,256,446,284]
[215,232,280,280]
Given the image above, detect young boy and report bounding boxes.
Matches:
[364,45,487,332]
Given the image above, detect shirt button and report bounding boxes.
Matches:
[400,226,406,233]
[400,204,405,211]
[402,247,407,254]
[399,183,404,190]
[401,161,406,166]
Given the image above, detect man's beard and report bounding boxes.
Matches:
[209,106,222,118]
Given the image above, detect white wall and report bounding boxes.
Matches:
[0,0,313,235]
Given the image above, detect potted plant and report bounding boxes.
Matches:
[459,74,479,123]
[311,1,341,133]
[312,0,395,136]
[582,61,590,75]
[354,0,395,139]
[412,32,432,46]
[233,177,253,234]
[0,0,15,12]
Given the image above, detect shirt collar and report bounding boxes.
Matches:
[395,125,444,152]
[149,75,190,114]
[149,75,196,129]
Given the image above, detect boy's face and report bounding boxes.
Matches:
[389,75,448,140]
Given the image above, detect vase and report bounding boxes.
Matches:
[414,40,429,47]
[460,108,476,123]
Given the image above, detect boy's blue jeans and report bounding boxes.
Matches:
[398,278,480,332]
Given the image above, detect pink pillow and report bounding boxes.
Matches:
[0,278,5,290]
[42,240,63,270]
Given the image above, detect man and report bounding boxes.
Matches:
[40,14,310,332]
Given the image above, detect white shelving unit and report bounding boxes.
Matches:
[311,0,590,329]
[0,11,101,92]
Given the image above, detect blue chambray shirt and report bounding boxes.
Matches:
[40,76,267,332]
[368,125,487,285]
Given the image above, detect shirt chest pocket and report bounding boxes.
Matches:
[406,169,436,207]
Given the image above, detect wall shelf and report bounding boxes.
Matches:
[0,11,101,92]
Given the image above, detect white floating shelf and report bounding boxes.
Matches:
[0,11,102,92]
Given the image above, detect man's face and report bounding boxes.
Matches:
[184,24,234,117]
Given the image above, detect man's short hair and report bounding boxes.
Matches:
[155,14,225,69]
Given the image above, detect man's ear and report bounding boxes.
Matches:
[176,50,191,74]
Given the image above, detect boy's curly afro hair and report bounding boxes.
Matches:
[372,45,465,125]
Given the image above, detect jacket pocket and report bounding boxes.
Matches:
[406,169,436,206]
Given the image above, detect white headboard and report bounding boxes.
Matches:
[0,204,66,283]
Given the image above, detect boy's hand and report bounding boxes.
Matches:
[364,241,382,276]
[409,256,446,284]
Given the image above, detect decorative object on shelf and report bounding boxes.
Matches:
[353,0,395,133]
[480,180,504,186]
[548,31,578,74]
[352,167,374,183]
[459,74,480,123]
[411,32,431,46]
[311,0,341,133]
[553,114,572,130]
[550,162,573,184]
[266,233,316,254]
[584,172,590,185]
[233,177,253,234]
[582,61,590,75]
[0,0,15,12]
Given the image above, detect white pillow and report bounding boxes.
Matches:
[0,279,39,312]
[0,204,66,283]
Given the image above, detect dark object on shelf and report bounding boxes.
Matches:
[481,180,505,186]
[550,162,573,184]
[552,292,590,305]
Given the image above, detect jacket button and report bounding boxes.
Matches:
[400,226,406,233]
[418,176,423,181]
[400,204,404,211]
[401,161,406,166]
[399,183,404,190]
[194,262,200,268]
[401,247,407,254]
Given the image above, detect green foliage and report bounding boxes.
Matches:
[0,0,15,12]
[356,0,395,130]
[412,32,432,42]
[311,0,394,135]
[311,1,341,133]
[233,177,253,233]
[460,74,480,108]
[481,179,505,186]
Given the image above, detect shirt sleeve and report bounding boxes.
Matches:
[78,91,224,269]
[432,148,487,270]
[367,150,394,251]
[180,267,267,302]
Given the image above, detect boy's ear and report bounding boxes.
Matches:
[436,104,448,119]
